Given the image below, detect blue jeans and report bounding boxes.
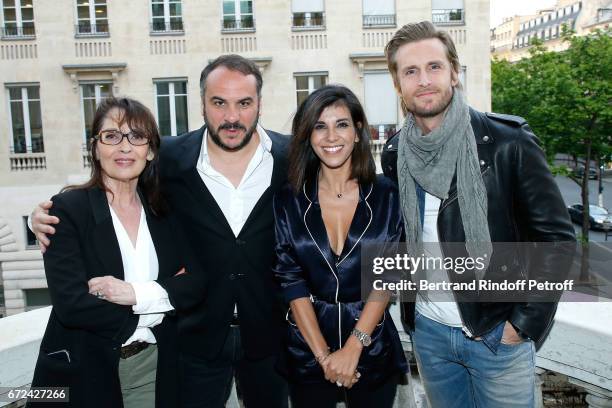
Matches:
[412,312,536,408]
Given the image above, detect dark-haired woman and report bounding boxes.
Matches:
[30,97,196,408]
[272,85,408,408]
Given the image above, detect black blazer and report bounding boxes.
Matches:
[30,187,193,408]
[159,125,289,360]
[272,175,408,386]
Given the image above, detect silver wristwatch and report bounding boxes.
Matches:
[351,328,372,347]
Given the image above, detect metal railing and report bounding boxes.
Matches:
[75,22,109,36]
[150,20,184,33]
[432,9,465,25]
[221,16,255,32]
[362,14,396,28]
[1,25,36,39]
[292,13,325,30]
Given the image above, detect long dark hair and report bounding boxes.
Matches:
[64,97,166,216]
[288,84,376,192]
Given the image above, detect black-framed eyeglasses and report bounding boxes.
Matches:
[95,129,150,146]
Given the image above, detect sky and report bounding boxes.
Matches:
[490,0,558,27]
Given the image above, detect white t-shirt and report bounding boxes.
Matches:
[415,193,463,327]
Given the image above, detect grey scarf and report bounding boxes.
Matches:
[397,90,491,276]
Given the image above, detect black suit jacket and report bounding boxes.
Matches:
[159,126,289,359]
[30,187,191,407]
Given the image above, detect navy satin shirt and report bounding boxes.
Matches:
[272,174,408,386]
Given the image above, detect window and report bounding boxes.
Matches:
[155,80,188,137]
[80,83,112,141]
[75,0,108,36]
[7,85,43,154]
[362,0,395,27]
[364,72,397,140]
[432,0,464,25]
[1,0,35,38]
[151,0,183,33]
[292,0,324,29]
[295,73,327,107]
[23,216,38,248]
[24,288,52,311]
[459,66,467,94]
[565,6,572,15]
[222,0,254,32]
[572,3,580,13]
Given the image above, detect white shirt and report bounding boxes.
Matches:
[196,125,274,237]
[109,206,173,346]
[415,193,464,327]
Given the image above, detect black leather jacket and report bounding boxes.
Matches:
[381,108,576,345]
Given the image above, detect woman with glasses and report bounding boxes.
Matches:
[30,97,197,408]
[272,85,408,408]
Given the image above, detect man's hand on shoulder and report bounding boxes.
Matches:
[31,200,59,253]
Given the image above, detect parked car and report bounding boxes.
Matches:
[572,166,598,180]
[567,204,612,230]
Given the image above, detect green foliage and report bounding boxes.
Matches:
[492,29,612,162]
[492,29,611,241]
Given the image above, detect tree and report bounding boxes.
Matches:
[492,28,612,242]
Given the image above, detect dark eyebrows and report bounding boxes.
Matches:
[314,118,351,125]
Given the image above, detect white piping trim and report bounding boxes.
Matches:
[303,181,342,348]
[336,183,374,267]
[302,182,340,304]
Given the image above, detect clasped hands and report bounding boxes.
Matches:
[317,340,362,389]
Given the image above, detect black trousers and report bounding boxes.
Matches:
[180,327,289,408]
[289,375,399,408]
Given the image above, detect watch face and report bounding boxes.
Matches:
[363,336,372,346]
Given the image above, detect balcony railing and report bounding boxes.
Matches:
[150,20,184,34]
[1,25,36,39]
[362,14,396,28]
[432,9,465,25]
[9,152,46,171]
[75,22,109,37]
[292,13,325,30]
[82,143,92,169]
[221,16,255,33]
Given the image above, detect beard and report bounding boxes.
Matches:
[205,109,259,152]
[408,86,454,118]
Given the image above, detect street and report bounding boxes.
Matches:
[555,176,612,242]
